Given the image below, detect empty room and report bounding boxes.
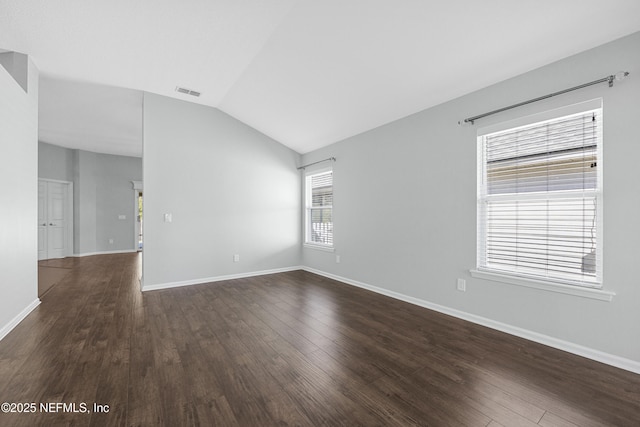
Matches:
[1,1,639,426]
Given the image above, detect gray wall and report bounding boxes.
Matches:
[0,53,38,335]
[142,93,301,288]
[38,142,142,254]
[38,141,74,181]
[302,32,640,365]
[74,149,97,254]
[95,152,142,252]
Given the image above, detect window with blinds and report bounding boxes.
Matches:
[305,170,333,247]
[477,107,602,287]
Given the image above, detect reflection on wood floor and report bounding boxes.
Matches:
[2,253,639,426]
[37,257,77,297]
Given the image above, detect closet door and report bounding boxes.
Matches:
[38,181,47,260]
[38,180,70,260]
[46,182,67,259]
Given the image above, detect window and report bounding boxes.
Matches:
[477,103,602,288]
[305,169,333,247]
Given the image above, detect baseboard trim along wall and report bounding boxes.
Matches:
[72,249,138,257]
[302,267,640,375]
[141,266,304,292]
[0,299,40,342]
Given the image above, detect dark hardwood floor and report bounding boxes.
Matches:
[38,257,77,297]
[0,253,638,426]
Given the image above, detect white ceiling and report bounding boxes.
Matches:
[38,76,143,158]
[2,0,640,156]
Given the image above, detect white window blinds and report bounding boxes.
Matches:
[306,170,333,246]
[477,107,602,287]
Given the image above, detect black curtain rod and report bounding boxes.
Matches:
[297,157,336,170]
[460,71,629,125]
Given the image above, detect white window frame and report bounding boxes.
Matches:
[470,99,614,301]
[304,167,334,251]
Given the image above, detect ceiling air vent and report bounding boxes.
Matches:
[175,86,201,97]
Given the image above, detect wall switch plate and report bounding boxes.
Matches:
[233,254,240,262]
[164,213,172,223]
[336,255,341,263]
[109,238,114,244]
[457,278,466,292]
[118,214,126,220]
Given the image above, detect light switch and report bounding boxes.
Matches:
[118,214,126,220]
[164,213,172,223]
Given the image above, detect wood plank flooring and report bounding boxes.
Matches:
[0,253,638,426]
[37,257,77,297]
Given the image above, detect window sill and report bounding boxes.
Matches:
[303,243,335,253]
[469,269,614,302]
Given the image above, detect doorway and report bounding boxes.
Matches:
[136,191,143,251]
[38,179,73,260]
[38,179,74,297]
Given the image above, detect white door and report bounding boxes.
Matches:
[47,182,67,258]
[38,180,71,260]
[38,181,47,260]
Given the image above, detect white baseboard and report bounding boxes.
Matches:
[142,266,304,292]
[0,299,40,342]
[72,249,138,257]
[302,267,640,375]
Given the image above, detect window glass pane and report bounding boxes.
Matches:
[486,113,597,162]
[487,148,597,194]
[478,107,601,287]
[485,197,597,283]
[312,187,333,207]
[306,170,333,246]
[309,208,333,245]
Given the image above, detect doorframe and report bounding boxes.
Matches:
[38,178,74,259]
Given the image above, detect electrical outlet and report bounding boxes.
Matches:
[233,254,240,262]
[457,278,466,292]
[109,238,114,244]
[164,213,172,223]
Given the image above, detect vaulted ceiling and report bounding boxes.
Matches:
[2,0,640,156]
